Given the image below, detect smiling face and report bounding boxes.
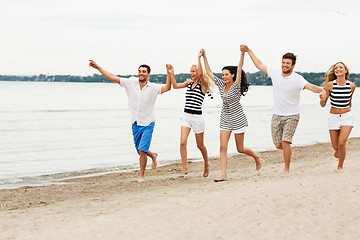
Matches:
[281,58,295,75]
[221,69,234,84]
[190,65,198,80]
[138,67,150,82]
[334,62,348,77]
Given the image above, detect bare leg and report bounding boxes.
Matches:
[329,130,340,159]
[234,133,261,170]
[282,141,292,177]
[274,143,283,150]
[335,126,353,172]
[147,150,158,170]
[138,150,147,182]
[179,126,191,178]
[214,130,231,182]
[195,132,209,177]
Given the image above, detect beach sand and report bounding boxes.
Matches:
[1,138,360,240]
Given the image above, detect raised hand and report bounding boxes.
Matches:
[201,49,206,57]
[198,49,204,58]
[166,64,174,73]
[240,44,248,53]
[89,60,99,69]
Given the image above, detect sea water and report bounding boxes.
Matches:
[0,81,359,189]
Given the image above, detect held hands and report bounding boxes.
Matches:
[88,60,99,69]
[199,49,206,58]
[240,44,249,53]
[319,88,327,102]
[166,64,174,73]
[198,49,204,58]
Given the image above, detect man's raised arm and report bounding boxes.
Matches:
[241,45,268,75]
[161,64,172,94]
[89,60,121,84]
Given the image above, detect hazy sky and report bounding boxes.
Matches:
[1,0,359,76]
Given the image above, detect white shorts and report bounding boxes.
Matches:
[328,111,354,130]
[180,112,205,134]
[220,127,247,134]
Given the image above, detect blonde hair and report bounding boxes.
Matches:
[324,62,350,85]
[192,64,214,94]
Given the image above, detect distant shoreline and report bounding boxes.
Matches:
[2,71,360,86]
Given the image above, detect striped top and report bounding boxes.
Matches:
[330,80,352,108]
[184,81,205,115]
[214,76,248,130]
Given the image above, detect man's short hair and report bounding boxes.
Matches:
[138,64,151,73]
[282,53,297,65]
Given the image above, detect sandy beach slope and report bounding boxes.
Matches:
[1,138,360,240]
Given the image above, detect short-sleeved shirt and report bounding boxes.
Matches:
[214,76,248,130]
[267,67,308,116]
[119,77,162,126]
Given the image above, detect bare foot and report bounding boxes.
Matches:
[151,153,158,170]
[334,151,339,158]
[137,177,145,182]
[214,177,228,182]
[255,155,261,170]
[281,170,290,178]
[179,169,188,178]
[203,164,209,177]
[335,166,344,173]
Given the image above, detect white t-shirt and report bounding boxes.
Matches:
[267,67,308,116]
[119,77,162,126]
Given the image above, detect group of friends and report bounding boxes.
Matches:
[89,44,356,182]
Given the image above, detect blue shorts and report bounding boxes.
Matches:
[132,122,155,153]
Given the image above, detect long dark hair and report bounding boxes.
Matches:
[222,66,250,96]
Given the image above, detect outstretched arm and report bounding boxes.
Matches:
[89,60,121,84]
[235,47,245,86]
[161,65,172,93]
[304,83,325,93]
[200,49,215,81]
[304,83,327,103]
[167,64,191,89]
[241,45,268,75]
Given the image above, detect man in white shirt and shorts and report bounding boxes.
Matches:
[89,60,171,182]
[241,45,326,177]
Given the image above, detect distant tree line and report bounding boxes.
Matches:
[1,72,360,87]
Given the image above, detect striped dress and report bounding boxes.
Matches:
[184,81,205,115]
[214,76,248,130]
[330,80,352,108]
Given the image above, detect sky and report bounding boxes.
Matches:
[0,0,359,76]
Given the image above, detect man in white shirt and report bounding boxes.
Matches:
[89,60,171,182]
[241,45,326,177]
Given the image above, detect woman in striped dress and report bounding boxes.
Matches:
[201,47,261,182]
[168,54,213,178]
[320,62,356,172]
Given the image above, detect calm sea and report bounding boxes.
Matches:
[0,81,359,189]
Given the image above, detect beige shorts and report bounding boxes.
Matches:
[271,114,300,144]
